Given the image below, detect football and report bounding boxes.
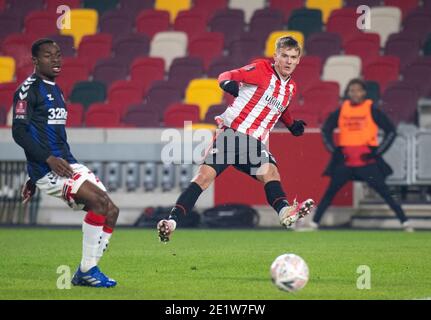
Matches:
[270,253,309,292]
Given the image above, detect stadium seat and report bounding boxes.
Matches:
[136,9,170,39]
[363,56,400,93]
[265,31,305,57]
[402,9,431,43]
[287,8,323,39]
[343,33,381,68]
[0,82,18,111]
[163,103,201,127]
[8,0,45,17]
[130,57,165,94]
[0,12,22,44]
[112,34,150,62]
[70,81,107,109]
[194,0,227,14]
[46,0,81,12]
[168,57,205,91]
[66,103,84,127]
[424,0,431,10]
[228,32,265,66]
[150,31,188,71]
[384,32,421,70]
[85,103,121,127]
[306,0,343,23]
[77,33,112,71]
[268,0,304,20]
[366,7,402,47]
[16,61,34,84]
[60,9,99,48]
[155,0,191,23]
[119,0,154,18]
[322,56,361,95]
[122,103,161,127]
[0,0,6,11]
[0,57,15,84]
[401,58,431,97]
[24,11,58,41]
[208,9,245,49]
[204,104,227,124]
[92,58,129,87]
[384,0,419,19]
[228,0,266,23]
[292,56,322,94]
[174,10,207,41]
[249,8,284,45]
[344,0,381,7]
[305,32,342,63]
[188,32,224,70]
[326,8,362,43]
[185,79,223,119]
[302,81,340,118]
[48,35,76,57]
[1,34,32,70]
[144,80,184,118]
[208,56,241,78]
[108,80,143,115]
[381,81,419,125]
[83,0,119,15]
[99,10,134,41]
[289,99,322,128]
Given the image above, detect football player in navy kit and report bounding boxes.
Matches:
[12,38,119,288]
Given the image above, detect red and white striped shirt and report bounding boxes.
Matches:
[217,59,297,143]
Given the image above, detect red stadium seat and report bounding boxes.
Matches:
[56,57,90,99]
[305,32,342,64]
[363,56,400,94]
[46,0,81,12]
[66,103,84,127]
[302,81,340,119]
[384,0,419,19]
[130,57,165,94]
[193,0,227,15]
[92,57,129,87]
[290,99,322,128]
[164,103,201,127]
[144,80,184,118]
[8,0,45,17]
[174,10,207,41]
[381,81,419,125]
[384,32,421,70]
[136,9,171,39]
[268,0,304,20]
[121,103,161,127]
[1,34,33,70]
[188,32,224,70]
[108,80,143,115]
[0,0,6,11]
[343,33,381,67]
[16,61,35,84]
[24,11,58,41]
[293,56,322,94]
[0,82,17,111]
[77,33,113,71]
[85,103,121,128]
[208,9,245,48]
[326,8,362,43]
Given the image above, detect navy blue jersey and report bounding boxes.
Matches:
[12,74,77,182]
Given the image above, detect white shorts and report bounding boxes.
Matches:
[36,163,107,210]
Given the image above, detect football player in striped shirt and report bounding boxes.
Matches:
[158,36,314,242]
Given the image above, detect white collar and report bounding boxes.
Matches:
[42,79,56,86]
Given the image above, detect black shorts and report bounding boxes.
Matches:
[203,128,277,178]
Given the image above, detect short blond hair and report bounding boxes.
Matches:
[275,36,301,56]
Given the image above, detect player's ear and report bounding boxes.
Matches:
[32,56,38,66]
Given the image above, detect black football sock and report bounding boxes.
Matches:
[169,182,203,222]
[264,180,289,214]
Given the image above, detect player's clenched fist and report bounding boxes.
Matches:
[288,120,307,136]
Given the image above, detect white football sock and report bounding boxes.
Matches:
[80,222,103,272]
[96,231,112,264]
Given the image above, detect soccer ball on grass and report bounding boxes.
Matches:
[270,253,309,292]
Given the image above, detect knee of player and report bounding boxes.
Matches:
[91,193,110,214]
[193,172,213,190]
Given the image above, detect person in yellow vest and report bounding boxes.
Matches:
[311,78,413,231]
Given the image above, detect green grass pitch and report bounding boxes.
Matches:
[0,228,430,300]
